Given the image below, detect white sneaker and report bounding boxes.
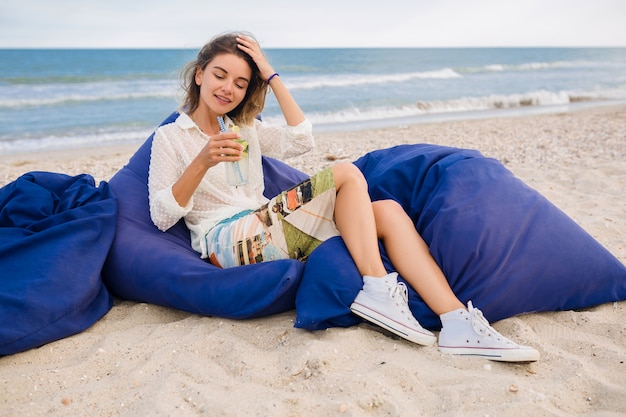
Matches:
[438,301,540,362]
[350,272,437,346]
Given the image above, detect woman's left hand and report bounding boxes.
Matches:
[237,35,275,81]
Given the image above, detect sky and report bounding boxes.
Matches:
[1,0,625,48]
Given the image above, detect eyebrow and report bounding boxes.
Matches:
[212,65,250,83]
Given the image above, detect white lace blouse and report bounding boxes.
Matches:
[148,112,314,258]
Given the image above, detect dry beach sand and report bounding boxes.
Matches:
[0,104,625,416]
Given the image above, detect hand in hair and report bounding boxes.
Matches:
[236,35,275,81]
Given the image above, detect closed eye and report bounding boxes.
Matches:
[212,72,247,89]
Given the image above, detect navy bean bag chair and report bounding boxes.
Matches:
[0,172,116,355]
[102,112,308,318]
[102,112,626,331]
[295,145,626,330]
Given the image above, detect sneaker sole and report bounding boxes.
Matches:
[350,302,437,346]
[438,346,540,362]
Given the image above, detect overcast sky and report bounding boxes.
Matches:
[1,0,625,48]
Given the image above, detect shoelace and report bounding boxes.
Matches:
[389,281,415,320]
[468,301,515,346]
[389,281,409,304]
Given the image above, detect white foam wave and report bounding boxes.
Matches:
[0,128,152,155]
[414,90,573,112]
[263,88,624,127]
[286,68,461,90]
[3,87,624,155]
[480,60,608,73]
[455,59,621,75]
[484,64,505,72]
[0,79,177,108]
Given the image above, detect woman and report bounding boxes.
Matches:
[148,32,539,362]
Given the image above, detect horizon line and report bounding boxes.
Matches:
[1,44,625,50]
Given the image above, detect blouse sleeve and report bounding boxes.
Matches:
[148,128,193,231]
[256,118,315,159]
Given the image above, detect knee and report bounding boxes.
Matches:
[331,162,367,190]
[373,200,406,229]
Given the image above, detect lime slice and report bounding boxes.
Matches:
[236,138,248,156]
[230,125,247,155]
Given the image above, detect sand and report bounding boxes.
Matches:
[0,104,625,416]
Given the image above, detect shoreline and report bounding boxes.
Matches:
[1,101,625,416]
[312,99,626,133]
[1,99,623,159]
[1,101,625,177]
[2,103,624,264]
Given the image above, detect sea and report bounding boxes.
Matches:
[1,47,625,155]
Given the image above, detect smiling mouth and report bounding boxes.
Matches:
[215,95,231,104]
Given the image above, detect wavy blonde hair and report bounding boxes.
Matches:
[180,32,267,126]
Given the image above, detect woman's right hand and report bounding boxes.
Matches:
[172,130,245,207]
[197,131,245,168]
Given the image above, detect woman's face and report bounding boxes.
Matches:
[195,53,251,116]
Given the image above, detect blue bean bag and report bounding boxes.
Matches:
[102,111,626,331]
[101,112,308,318]
[294,144,626,330]
[0,172,116,355]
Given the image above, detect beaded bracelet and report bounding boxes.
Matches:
[267,73,279,84]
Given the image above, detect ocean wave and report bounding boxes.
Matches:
[264,89,625,126]
[2,70,462,106]
[414,90,573,112]
[286,68,462,90]
[0,127,152,155]
[0,79,178,108]
[462,60,618,74]
[3,88,623,155]
[0,73,170,85]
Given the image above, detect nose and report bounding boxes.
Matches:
[221,78,234,94]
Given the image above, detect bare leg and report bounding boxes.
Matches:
[331,164,461,314]
[339,188,538,359]
[333,166,439,345]
[331,163,387,278]
[372,199,464,315]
